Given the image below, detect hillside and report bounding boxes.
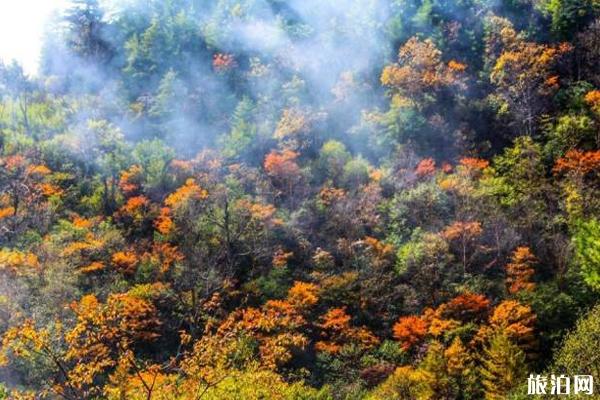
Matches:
[0,0,599,398]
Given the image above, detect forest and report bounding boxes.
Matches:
[0,0,599,398]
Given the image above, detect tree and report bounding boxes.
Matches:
[0,320,77,398]
[0,62,36,135]
[585,89,600,115]
[164,178,208,208]
[415,158,436,178]
[315,307,379,354]
[544,113,597,159]
[111,250,139,274]
[0,155,56,242]
[479,333,527,400]
[419,341,455,399]
[578,19,600,85]
[572,218,600,290]
[552,304,600,378]
[214,282,317,369]
[274,108,322,151]
[443,292,490,323]
[396,231,456,306]
[483,15,519,73]
[78,120,129,214]
[540,0,595,39]
[318,140,351,183]
[119,165,144,197]
[63,293,161,394]
[0,291,161,399]
[378,37,467,155]
[0,250,40,276]
[488,300,537,354]
[553,150,600,219]
[445,337,479,398]
[131,139,175,198]
[487,136,550,238]
[287,281,319,309]
[102,330,332,400]
[264,150,302,200]
[554,149,600,176]
[505,246,537,294]
[392,315,428,351]
[219,97,261,161]
[115,195,154,236]
[490,39,571,136]
[441,221,483,275]
[366,366,433,400]
[122,6,206,97]
[381,37,465,99]
[64,0,114,63]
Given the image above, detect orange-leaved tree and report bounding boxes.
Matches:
[264,149,301,199]
[392,315,428,351]
[315,307,379,354]
[505,246,537,294]
[0,291,161,398]
[381,37,466,99]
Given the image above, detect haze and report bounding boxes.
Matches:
[0,1,67,75]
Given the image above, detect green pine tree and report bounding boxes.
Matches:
[480,333,527,400]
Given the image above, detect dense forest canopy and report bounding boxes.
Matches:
[0,0,600,398]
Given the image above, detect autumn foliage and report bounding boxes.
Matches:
[505,247,537,294]
[459,157,489,172]
[486,300,537,353]
[264,150,300,181]
[111,251,139,274]
[316,307,379,354]
[392,316,428,351]
[212,53,237,72]
[381,37,466,96]
[415,158,436,177]
[444,292,490,322]
[553,149,600,175]
[0,1,598,398]
[164,178,208,207]
[442,221,483,241]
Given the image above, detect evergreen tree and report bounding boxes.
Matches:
[419,341,456,399]
[480,333,527,400]
[64,0,114,63]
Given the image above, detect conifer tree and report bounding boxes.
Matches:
[506,246,537,294]
[480,333,527,400]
